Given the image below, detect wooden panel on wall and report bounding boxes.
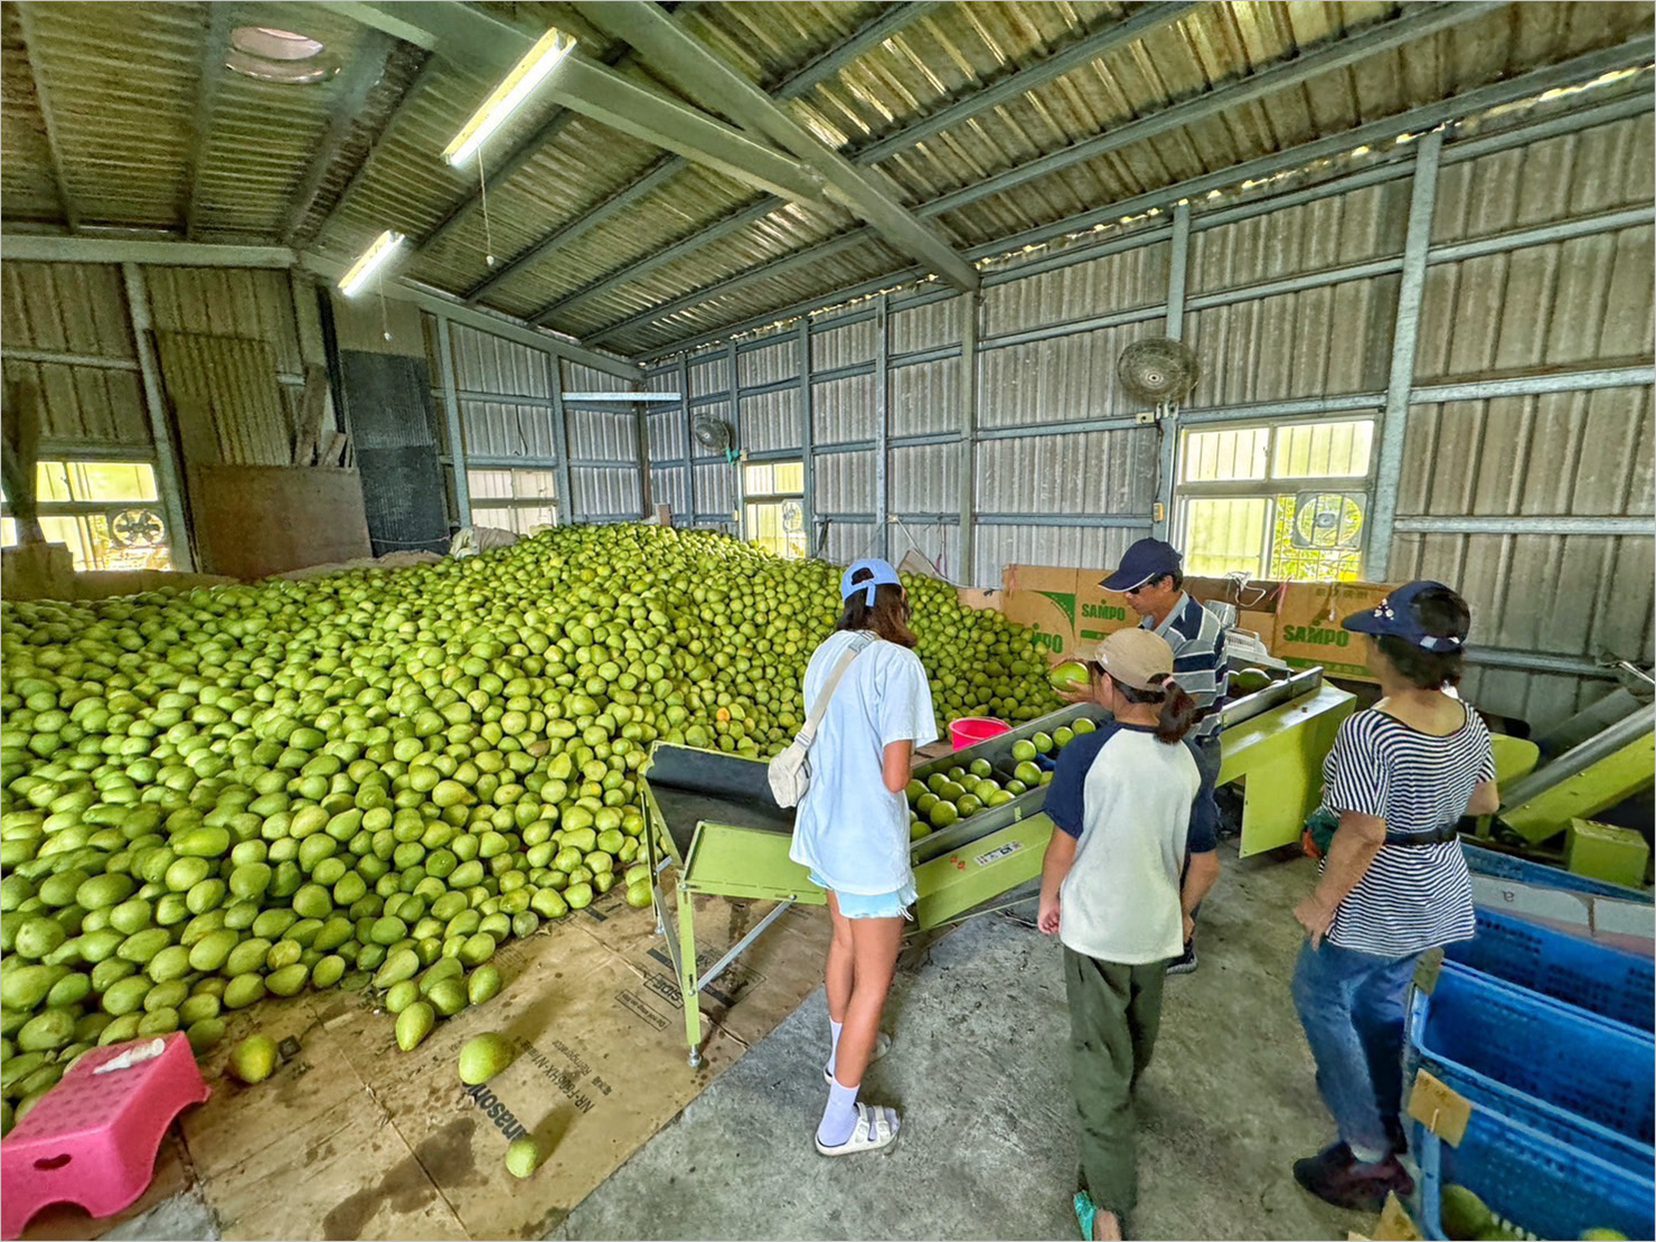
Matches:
[155,331,290,466]
[192,465,371,579]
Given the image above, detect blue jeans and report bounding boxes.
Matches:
[1291,939,1421,1156]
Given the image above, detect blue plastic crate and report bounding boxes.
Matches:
[1463,841,1654,903]
[1407,962,1655,1162]
[1411,1086,1656,1242]
[1446,906,1655,1032]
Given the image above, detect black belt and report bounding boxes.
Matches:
[1384,822,1460,848]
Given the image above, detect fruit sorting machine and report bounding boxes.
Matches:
[639,664,1354,1065]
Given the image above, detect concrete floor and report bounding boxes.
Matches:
[554,842,1372,1241]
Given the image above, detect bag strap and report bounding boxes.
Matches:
[797,634,875,747]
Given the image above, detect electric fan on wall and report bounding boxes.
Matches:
[1117,337,1202,419]
[693,415,740,465]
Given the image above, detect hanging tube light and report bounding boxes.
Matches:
[338,229,406,297]
[443,28,577,167]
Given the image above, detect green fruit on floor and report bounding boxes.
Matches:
[467,966,503,1006]
[17,1009,74,1052]
[385,980,419,1014]
[458,1033,517,1085]
[374,949,420,990]
[228,1035,279,1084]
[428,978,467,1017]
[395,1002,435,1052]
[625,879,653,909]
[186,1018,226,1053]
[1441,1184,1494,1241]
[224,975,266,1010]
[266,964,309,997]
[506,1136,544,1179]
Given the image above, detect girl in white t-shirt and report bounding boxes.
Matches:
[790,558,937,1156]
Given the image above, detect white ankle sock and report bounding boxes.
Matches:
[827,1018,843,1074]
[818,1079,859,1147]
[1349,1141,1389,1165]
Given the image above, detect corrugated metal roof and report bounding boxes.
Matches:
[2,0,1649,359]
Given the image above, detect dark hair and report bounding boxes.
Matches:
[837,571,917,648]
[1090,663,1198,743]
[1375,585,1470,690]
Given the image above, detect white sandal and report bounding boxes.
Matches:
[814,1102,901,1156]
[823,1031,891,1084]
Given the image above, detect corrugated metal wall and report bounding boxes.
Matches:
[1,260,148,450]
[561,359,642,522]
[640,98,1654,732]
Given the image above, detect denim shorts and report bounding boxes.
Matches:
[811,872,917,920]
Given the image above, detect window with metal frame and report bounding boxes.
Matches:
[1,460,174,571]
[466,467,558,536]
[1175,419,1374,582]
[742,461,806,560]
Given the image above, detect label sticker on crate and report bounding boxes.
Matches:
[1374,1193,1424,1241]
[1407,1069,1470,1147]
[976,842,1023,867]
[1412,948,1444,994]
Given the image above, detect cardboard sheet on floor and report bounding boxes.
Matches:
[165,892,826,1240]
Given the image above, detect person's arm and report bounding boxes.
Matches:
[1293,811,1386,947]
[1038,831,1077,935]
[1467,779,1499,817]
[1181,850,1220,943]
[881,740,913,794]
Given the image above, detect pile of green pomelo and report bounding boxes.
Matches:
[0,524,1058,1133]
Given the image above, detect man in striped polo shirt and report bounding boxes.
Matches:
[1100,538,1228,975]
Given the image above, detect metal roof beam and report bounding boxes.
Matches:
[282,31,397,245]
[531,1,1198,326]
[575,0,977,292]
[329,2,827,206]
[308,53,442,245]
[629,40,1655,360]
[13,3,78,231]
[181,2,234,240]
[2,234,297,267]
[467,2,942,305]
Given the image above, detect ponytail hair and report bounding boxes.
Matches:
[1110,671,1199,744]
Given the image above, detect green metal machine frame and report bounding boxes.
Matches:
[640,667,1355,1066]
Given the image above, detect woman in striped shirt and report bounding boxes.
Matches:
[1289,581,1499,1211]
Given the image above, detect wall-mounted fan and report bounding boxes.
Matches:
[693,415,740,464]
[1117,337,1201,420]
[109,507,167,548]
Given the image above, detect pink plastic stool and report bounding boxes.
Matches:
[1,1034,210,1239]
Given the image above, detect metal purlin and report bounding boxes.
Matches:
[1367,128,1444,581]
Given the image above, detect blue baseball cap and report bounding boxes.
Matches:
[1100,538,1183,592]
[841,558,902,608]
[1342,580,1467,652]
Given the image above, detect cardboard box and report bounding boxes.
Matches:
[1072,576,1138,653]
[1274,579,1397,682]
[999,564,1082,662]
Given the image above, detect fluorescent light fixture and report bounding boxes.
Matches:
[338,229,406,297]
[443,28,577,166]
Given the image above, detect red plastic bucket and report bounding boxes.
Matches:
[949,717,1012,751]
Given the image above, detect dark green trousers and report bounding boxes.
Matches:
[1063,946,1168,1219]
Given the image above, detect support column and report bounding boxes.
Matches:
[120,263,194,570]
[678,355,694,522]
[1367,128,1444,580]
[958,291,979,582]
[727,341,741,530]
[874,293,890,560]
[1153,201,1190,541]
[549,355,574,525]
[434,315,470,525]
[798,318,814,551]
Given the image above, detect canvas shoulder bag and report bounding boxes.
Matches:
[768,634,875,808]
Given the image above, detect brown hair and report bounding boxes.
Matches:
[1091,663,1198,744]
[1376,585,1471,690]
[837,570,917,648]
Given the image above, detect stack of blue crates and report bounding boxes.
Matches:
[1407,903,1656,1240]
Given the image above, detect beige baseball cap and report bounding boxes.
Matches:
[1092,628,1175,692]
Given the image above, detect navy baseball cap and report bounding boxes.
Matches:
[841,558,902,608]
[1342,580,1466,652]
[1100,538,1183,592]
